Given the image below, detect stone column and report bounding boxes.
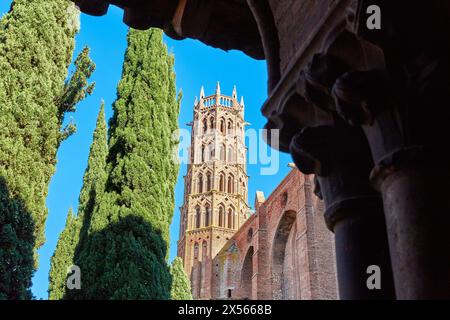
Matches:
[330,0,450,298]
[289,124,395,299]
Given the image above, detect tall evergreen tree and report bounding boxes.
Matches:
[48,104,107,300]
[69,28,180,300]
[170,257,192,300]
[0,0,94,299]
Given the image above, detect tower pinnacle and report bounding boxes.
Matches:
[215,81,221,95]
[200,86,205,99]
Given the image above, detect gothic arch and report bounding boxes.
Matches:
[220,118,225,133]
[206,172,212,191]
[195,206,202,229]
[227,208,234,229]
[202,240,208,260]
[209,116,215,130]
[220,144,226,161]
[219,173,225,192]
[227,174,234,193]
[203,118,208,134]
[240,246,254,299]
[227,120,233,135]
[197,174,204,193]
[218,206,225,227]
[204,205,211,227]
[194,242,199,261]
[201,145,206,162]
[271,210,297,300]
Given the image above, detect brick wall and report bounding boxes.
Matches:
[211,168,337,300]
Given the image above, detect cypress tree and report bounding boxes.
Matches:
[170,257,192,300]
[0,0,94,299]
[47,208,77,300]
[69,28,180,300]
[48,104,107,300]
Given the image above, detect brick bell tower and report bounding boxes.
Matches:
[177,83,251,299]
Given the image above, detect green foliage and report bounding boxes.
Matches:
[0,177,34,300]
[170,257,192,300]
[48,208,78,300]
[0,0,93,299]
[69,28,180,300]
[48,104,107,300]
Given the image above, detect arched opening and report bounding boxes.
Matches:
[220,144,226,161]
[197,175,203,193]
[227,175,234,193]
[210,117,215,130]
[201,145,206,162]
[228,209,233,229]
[209,143,215,160]
[227,120,233,135]
[204,205,210,227]
[206,173,212,191]
[272,210,297,300]
[194,242,199,261]
[219,206,225,227]
[203,118,208,134]
[202,240,208,260]
[240,246,254,299]
[220,118,225,133]
[219,174,225,192]
[195,207,201,229]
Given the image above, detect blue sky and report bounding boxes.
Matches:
[1,2,293,299]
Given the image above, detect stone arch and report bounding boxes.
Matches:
[240,246,254,299]
[227,120,233,135]
[208,142,215,160]
[201,145,206,162]
[227,208,234,229]
[195,206,201,229]
[197,174,203,193]
[220,144,226,161]
[203,118,208,134]
[271,210,297,300]
[204,204,210,227]
[209,116,215,130]
[219,205,225,227]
[227,174,234,193]
[219,173,225,192]
[220,118,225,133]
[194,242,199,261]
[202,240,208,260]
[206,172,212,191]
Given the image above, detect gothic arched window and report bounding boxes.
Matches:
[209,143,214,160]
[227,175,234,193]
[198,175,203,193]
[206,173,212,191]
[202,241,208,260]
[220,144,226,161]
[219,174,225,192]
[219,207,225,227]
[195,207,201,229]
[201,145,206,162]
[194,242,199,260]
[205,205,210,227]
[220,119,225,134]
[203,118,208,134]
[227,121,233,135]
[228,209,233,229]
[210,117,215,130]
